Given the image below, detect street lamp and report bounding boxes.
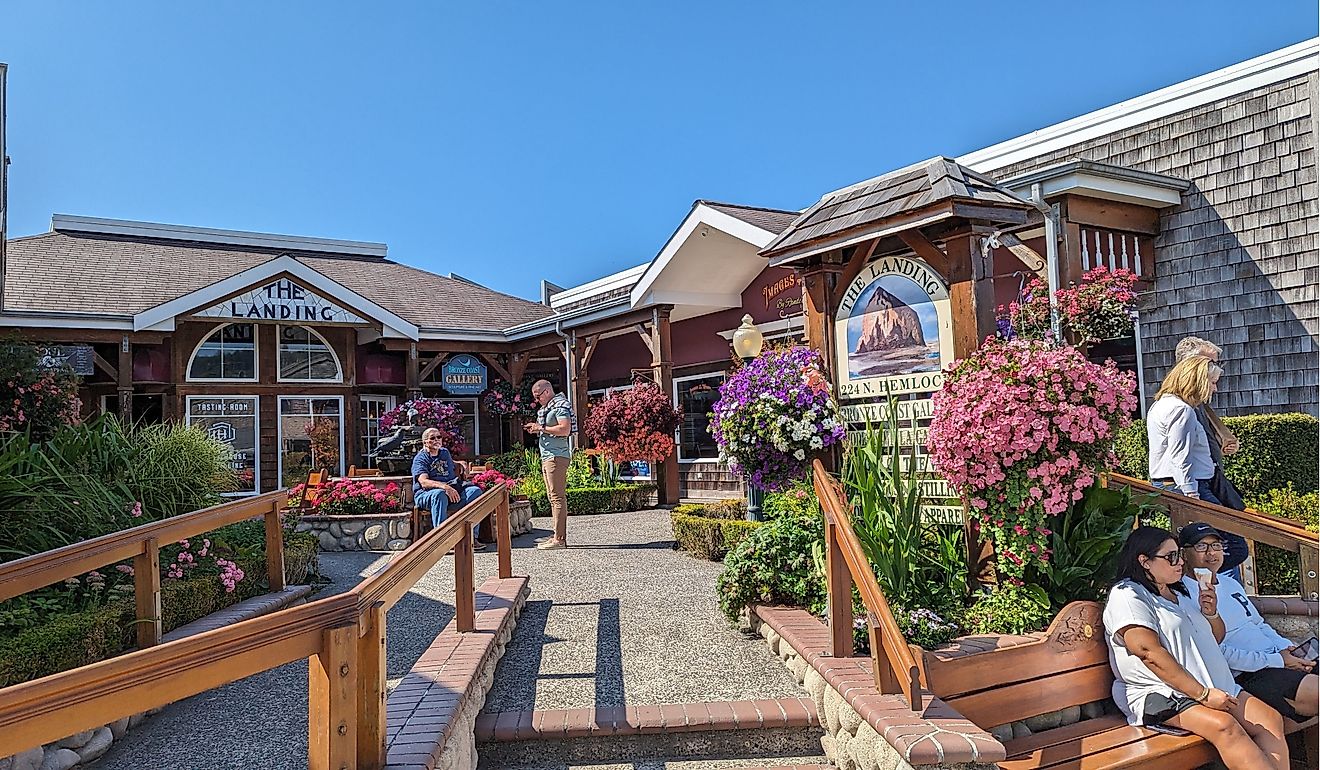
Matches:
[731,315,765,521]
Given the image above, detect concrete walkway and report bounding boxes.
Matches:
[92,509,803,769]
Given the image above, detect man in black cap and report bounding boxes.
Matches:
[1179,522,1317,723]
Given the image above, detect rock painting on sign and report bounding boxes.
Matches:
[846,275,941,379]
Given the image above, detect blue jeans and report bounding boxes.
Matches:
[415,484,483,533]
[1151,478,1248,580]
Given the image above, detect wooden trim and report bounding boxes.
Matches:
[1063,195,1160,235]
[897,229,954,277]
[92,352,119,380]
[475,352,513,383]
[632,324,657,356]
[378,339,511,354]
[133,538,162,649]
[417,354,445,383]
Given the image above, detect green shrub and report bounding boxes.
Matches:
[673,499,747,520]
[485,449,532,479]
[671,510,761,560]
[0,337,82,441]
[963,583,1054,635]
[1113,414,1317,500]
[1247,486,1319,595]
[717,514,825,622]
[564,485,648,514]
[762,478,820,520]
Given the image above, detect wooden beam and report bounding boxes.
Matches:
[93,352,119,381]
[898,229,954,277]
[579,334,601,372]
[633,324,656,357]
[475,352,513,383]
[509,352,531,385]
[117,337,134,423]
[834,238,881,314]
[417,355,445,383]
[1064,195,1161,235]
[378,338,510,354]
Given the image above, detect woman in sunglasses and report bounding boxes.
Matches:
[1104,526,1288,769]
[1180,522,1317,723]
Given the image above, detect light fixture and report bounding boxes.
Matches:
[700,227,710,237]
[731,315,765,360]
[729,315,766,522]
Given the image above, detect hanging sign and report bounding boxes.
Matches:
[37,344,95,375]
[441,354,488,395]
[194,278,369,325]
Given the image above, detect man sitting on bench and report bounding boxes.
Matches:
[412,428,482,546]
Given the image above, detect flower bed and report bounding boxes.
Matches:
[0,530,318,688]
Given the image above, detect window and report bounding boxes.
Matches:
[589,385,652,480]
[675,373,724,461]
[441,398,479,457]
[278,396,344,488]
[359,395,395,467]
[186,396,260,495]
[188,323,256,381]
[278,325,341,381]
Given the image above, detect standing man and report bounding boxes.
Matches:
[1174,337,1248,576]
[412,428,483,541]
[524,379,574,550]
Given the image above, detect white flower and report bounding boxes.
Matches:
[793,449,806,460]
[810,436,824,449]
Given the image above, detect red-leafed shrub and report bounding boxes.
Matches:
[583,381,681,462]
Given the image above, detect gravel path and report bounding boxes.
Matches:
[482,510,805,712]
[92,509,802,769]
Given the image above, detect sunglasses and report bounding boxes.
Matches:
[1149,550,1184,566]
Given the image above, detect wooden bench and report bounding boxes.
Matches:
[921,601,1316,769]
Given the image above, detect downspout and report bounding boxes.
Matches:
[1029,183,1063,342]
[552,318,575,450]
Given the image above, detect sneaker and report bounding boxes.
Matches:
[472,541,488,552]
[535,539,567,551]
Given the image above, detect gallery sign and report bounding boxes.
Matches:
[834,256,953,399]
[441,354,488,395]
[194,278,369,325]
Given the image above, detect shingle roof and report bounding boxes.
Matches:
[2,231,555,332]
[699,201,801,235]
[760,157,1032,260]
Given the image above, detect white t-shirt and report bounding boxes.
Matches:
[1181,573,1294,673]
[1103,579,1241,725]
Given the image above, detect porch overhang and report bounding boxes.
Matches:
[1002,160,1189,209]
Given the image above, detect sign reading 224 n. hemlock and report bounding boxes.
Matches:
[194,278,369,325]
[834,256,954,399]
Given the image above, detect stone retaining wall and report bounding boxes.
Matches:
[296,513,413,551]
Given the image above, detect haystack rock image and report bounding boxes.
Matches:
[846,276,941,378]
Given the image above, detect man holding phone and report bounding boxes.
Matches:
[524,379,575,551]
[1181,522,1317,723]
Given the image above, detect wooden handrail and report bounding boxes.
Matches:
[0,484,513,769]
[1106,473,1319,600]
[812,459,924,711]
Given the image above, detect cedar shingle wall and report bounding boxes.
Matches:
[990,72,1319,416]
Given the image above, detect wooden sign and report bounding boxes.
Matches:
[194,278,369,325]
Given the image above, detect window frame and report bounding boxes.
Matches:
[672,372,725,463]
[186,322,259,383]
[276,325,344,384]
[276,395,346,488]
[185,395,261,497]
[359,394,396,468]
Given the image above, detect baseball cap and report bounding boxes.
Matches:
[1177,522,1223,548]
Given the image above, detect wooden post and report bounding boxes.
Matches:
[133,536,161,649]
[867,618,900,695]
[117,335,133,424]
[265,499,287,592]
[1300,545,1319,602]
[405,342,421,401]
[454,528,475,633]
[496,487,513,580]
[947,236,996,359]
[800,265,834,378]
[650,307,679,504]
[309,623,359,770]
[569,334,590,449]
[357,602,387,770]
[824,519,853,658]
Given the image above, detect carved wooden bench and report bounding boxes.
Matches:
[921,601,1316,769]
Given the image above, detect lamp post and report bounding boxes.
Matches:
[731,314,765,522]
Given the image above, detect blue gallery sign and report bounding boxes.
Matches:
[441,354,488,395]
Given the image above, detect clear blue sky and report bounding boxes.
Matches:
[1,2,1315,299]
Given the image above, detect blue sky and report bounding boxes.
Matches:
[1,2,1314,299]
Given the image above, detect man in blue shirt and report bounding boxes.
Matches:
[412,428,482,534]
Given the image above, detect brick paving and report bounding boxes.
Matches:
[474,696,817,742]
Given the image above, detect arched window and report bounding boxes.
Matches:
[187,323,257,381]
[278,325,342,382]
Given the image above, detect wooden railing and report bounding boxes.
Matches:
[0,484,513,770]
[813,459,923,711]
[0,491,291,649]
[1106,473,1320,601]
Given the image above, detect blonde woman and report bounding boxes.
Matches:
[1148,355,1223,505]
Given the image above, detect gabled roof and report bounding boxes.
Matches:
[696,201,801,235]
[2,227,555,335]
[759,157,1032,263]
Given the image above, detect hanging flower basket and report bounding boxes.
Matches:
[997,266,1138,345]
[484,379,537,417]
[583,380,681,462]
[710,346,846,491]
[379,399,465,449]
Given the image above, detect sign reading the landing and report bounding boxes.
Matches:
[441,354,488,395]
[834,256,953,399]
[195,278,369,325]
